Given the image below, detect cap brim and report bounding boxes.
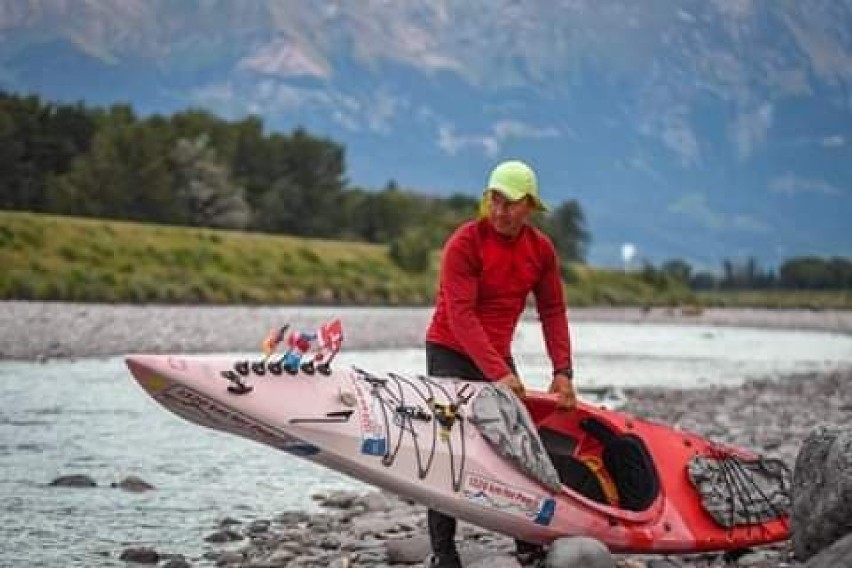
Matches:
[484,188,549,212]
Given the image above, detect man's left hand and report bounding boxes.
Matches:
[549,373,577,411]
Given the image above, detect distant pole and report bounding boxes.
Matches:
[621,243,636,273]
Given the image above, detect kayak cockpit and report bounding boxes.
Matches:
[527,395,661,515]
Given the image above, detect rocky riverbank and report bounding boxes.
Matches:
[115,368,850,568]
[1,301,850,360]
[6,302,849,566]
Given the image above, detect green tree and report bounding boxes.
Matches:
[389,226,433,272]
[254,128,346,237]
[0,92,95,211]
[661,259,692,285]
[49,106,177,222]
[780,257,834,289]
[171,137,250,229]
[539,200,589,262]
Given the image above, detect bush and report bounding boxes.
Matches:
[389,228,432,273]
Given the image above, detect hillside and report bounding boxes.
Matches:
[0,211,701,307]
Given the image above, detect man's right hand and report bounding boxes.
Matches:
[498,373,526,399]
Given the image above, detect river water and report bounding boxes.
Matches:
[1,321,851,567]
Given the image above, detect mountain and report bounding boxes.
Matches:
[1,0,850,268]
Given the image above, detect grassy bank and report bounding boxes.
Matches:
[0,212,435,304]
[2,211,846,308]
[697,290,851,310]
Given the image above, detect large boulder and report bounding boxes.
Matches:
[792,425,852,561]
[545,537,614,568]
[803,532,852,568]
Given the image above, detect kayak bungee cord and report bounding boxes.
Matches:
[357,369,470,493]
[705,443,790,535]
[420,375,471,493]
[381,373,409,468]
[727,455,790,534]
[389,372,439,479]
[353,368,439,479]
[357,370,445,482]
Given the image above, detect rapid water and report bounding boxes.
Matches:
[1,321,850,566]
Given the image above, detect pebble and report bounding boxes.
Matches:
[48,474,97,488]
[118,546,159,564]
[110,474,156,492]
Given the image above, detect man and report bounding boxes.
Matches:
[425,159,576,567]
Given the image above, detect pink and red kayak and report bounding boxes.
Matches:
[125,353,790,553]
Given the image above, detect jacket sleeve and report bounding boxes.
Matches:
[533,238,572,374]
[441,227,513,380]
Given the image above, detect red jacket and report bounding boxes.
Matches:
[426,219,572,380]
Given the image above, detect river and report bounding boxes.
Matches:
[1,321,850,566]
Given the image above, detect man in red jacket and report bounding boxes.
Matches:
[425,159,576,567]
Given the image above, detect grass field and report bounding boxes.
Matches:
[0,211,435,304]
[1,211,847,308]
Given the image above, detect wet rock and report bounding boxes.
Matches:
[467,555,521,568]
[546,537,615,568]
[735,549,780,566]
[275,511,310,525]
[48,474,96,487]
[246,519,270,534]
[111,475,155,492]
[384,535,430,563]
[461,544,517,567]
[803,532,852,568]
[644,558,683,568]
[792,425,852,561]
[211,550,243,565]
[315,489,362,509]
[358,490,396,512]
[161,556,192,568]
[618,559,648,568]
[204,529,244,543]
[220,516,242,527]
[118,546,160,563]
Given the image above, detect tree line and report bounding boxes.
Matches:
[0,91,589,270]
[644,256,852,291]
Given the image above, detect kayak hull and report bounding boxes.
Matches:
[125,354,789,553]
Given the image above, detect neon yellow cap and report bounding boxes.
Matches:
[483,160,548,212]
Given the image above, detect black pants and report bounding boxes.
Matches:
[425,342,541,558]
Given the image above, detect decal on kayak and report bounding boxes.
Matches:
[167,357,188,371]
[352,377,387,456]
[140,373,169,393]
[462,472,555,526]
[158,385,311,453]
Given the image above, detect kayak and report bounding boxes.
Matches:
[125,352,790,553]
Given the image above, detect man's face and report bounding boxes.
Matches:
[487,190,533,237]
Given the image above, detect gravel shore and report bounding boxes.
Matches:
[5,301,849,566]
[1,301,850,360]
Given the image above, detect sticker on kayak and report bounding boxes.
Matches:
[352,378,387,456]
[158,385,296,451]
[462,473,556,526]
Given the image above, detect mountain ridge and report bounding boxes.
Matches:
[1,0,850,267]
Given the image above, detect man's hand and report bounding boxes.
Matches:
[498,373,526,399]
[549,373,577,411]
